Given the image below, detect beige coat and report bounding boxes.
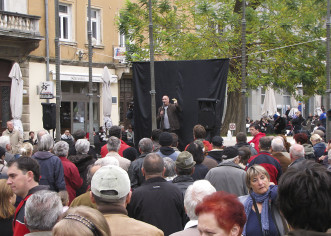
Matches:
[104,213,164,236]
[2,129,23,154]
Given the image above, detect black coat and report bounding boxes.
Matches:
[291,115,305,133]
[68,154,96,196]
[128,177,188,236]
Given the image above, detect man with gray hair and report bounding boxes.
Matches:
[0,135,15,163]
[90,165,164,236]
[68,139,96,196]
[25,190,63,236]
[2,120,23,154]
[105,136,131,172]
[289,143,305,167]
[54,141,82,204]
[128,137,154,188]
[32,131,66,192]
[170,180,216,236]
[271,138,291,173]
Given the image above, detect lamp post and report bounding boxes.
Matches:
[87,0,94,145]
[241,0,247,133]
[148,0,157,130]
[54,0,61,141]
[326,0,331,141]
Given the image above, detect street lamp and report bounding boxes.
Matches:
[87,0,94,145]
[148,0,157,130]
[241,0,247,133]
[54,0,61,141]
[326,0,331,141]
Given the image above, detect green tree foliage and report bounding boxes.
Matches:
[118,0,326,132]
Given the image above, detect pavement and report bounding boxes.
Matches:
[222,135,295,147]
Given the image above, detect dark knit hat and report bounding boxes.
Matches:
[123,147,139,162]
[159,132,173,146]
[211,136,223,147]
[222,146,239,160]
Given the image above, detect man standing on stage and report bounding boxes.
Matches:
[157,95,181,133]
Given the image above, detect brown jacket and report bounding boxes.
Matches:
[157,103,181,131]
[272,152,291,173]
[100,205,164,236]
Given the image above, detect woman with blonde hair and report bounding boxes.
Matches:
[239,165,288,236]
[0,179,16,236]
[53,205,110,236]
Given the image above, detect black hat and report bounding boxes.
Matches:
[159,132,173,146]
[222,146,239,160]
[211,136,223,147]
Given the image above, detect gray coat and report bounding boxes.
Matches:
[205,161,248,196]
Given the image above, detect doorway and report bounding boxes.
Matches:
[119,78,133,128]
[0,59,12,133]
[60,81,100,134]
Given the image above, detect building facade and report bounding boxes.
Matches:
[0,0,132,138]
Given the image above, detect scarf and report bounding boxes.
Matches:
[243,186,275,236]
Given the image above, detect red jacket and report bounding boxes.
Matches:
[101,139,130,157]
[248,132,266,152]
[185,139,213,152]
[59,156,83,204]
[13,185,48,236]
[245,152,282,184]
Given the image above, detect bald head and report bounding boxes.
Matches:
[142,153,164,178]
[289,144,305,162]
[6,121,14,131]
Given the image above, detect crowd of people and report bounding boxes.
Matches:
[0,115,330,236]
[246,106,327,137]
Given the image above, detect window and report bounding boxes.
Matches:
[87,8,101,45]
[59,4,72,41]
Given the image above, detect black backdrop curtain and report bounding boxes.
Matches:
[132,59,229,150]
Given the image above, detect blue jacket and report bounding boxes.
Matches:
[32,151,66,192]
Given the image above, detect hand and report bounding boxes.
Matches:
[160,110,164,116]
[172,98,177,104]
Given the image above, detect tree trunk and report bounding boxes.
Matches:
[220,90,245,136]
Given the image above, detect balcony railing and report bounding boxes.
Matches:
[0,11,41,36]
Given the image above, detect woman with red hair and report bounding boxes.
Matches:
[196,191,246,236]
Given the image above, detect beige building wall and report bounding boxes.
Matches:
[29,0,124,64]
[26,0,125,134]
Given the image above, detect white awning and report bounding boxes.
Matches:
[50,70,118,83]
